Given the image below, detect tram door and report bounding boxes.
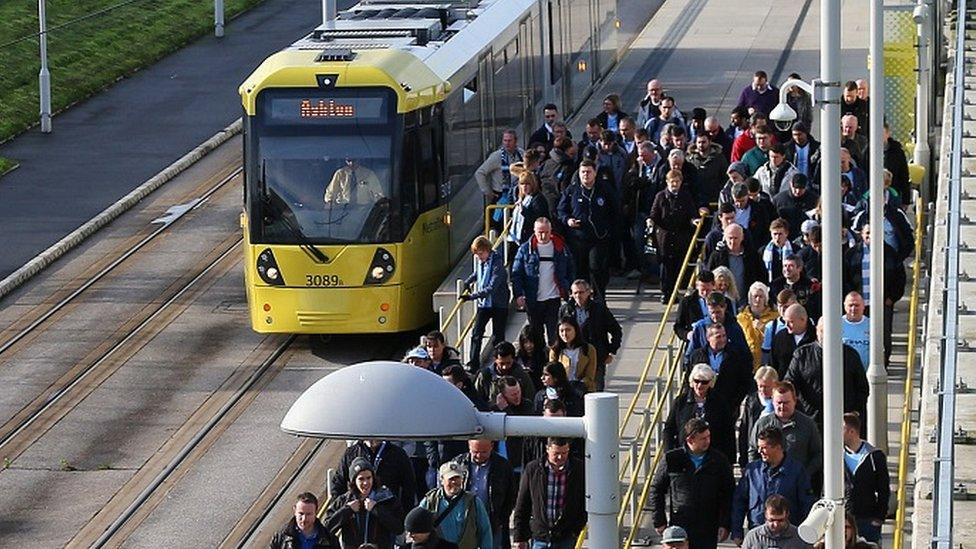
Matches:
[519,18,535,140]
[478,53,496,156]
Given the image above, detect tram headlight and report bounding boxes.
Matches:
[364,247,395,285]
[257,248,285,286]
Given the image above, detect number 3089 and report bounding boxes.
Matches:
[305,274,342,287]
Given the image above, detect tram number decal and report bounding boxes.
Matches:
[305,274,343,287]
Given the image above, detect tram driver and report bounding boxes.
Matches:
[324,157,385,205]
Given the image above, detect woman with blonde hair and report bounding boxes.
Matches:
[712,266,740,312]
[737,281,779,371]
[510,170,549,245]
[661,363,735,460]
[736,366,779,467]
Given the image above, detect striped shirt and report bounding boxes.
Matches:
[861,246,871,306]
[546,463,568,524]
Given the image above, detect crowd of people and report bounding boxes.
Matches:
[271,71,912,549]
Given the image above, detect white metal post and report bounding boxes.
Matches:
[583,393,620,548]
[914,1,932,203]
[323,0,337,24]
[38,0,52,134]
[214,0,225,37]
[821,0,846,547]
[868,0,889,453]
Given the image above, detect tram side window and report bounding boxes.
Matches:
[401,128,419,227]
[417,121,441,211]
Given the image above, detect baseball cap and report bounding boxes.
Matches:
[405,346,431,361]
[661,525,689,543]
[801,219,819,234]
[439,461,465,481]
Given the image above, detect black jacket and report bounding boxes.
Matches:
[769,325,817,378]
[650,188,698,259]
[395,533,459,549]
[706,243,766,295]
[662,390,736,462]
[842,241,907,305]
[844,441,891,521]
[784,137,821,173]
[271,518,340,549]
[557,180,620,243]
[649,447,735,549]
[513,458,587,543]
[331,442,418,507]
[452,451,517,531]
[539,149,577,223]
[738,391,769,469]
[559,297,622,359]
[516,192,551,244]
[784,342,869,425]
[771,188,819,240]
[769,273,822,321]
[687,345,754,415]
[529,125,555,151]
[323,488,404,549]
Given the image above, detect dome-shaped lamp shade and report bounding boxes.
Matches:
[281,361,484,440]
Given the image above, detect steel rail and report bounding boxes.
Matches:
[91,334,297,548]
[892,184,926,548]
[932,1,965,545]
[0,238,242,453]
[0,166,242,358]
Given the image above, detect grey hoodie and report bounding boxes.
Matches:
[741,523,812,549]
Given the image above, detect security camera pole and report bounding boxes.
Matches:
[867,0,888,453]
[820,0,846,547]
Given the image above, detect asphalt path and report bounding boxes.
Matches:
[0,0,353,279]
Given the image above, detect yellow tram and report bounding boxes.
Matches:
[239,0,620,333]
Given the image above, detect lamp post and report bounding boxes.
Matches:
[913,0,932,203]
[323,0,337,24]
[770,2,844,545]
[281,361,620,547]
[38,0,52,134]
[867,0,888,453]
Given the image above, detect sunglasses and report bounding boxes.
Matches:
[692,379,710,385]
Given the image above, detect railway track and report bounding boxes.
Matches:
[0,235,244,464]
[0,163,243,360]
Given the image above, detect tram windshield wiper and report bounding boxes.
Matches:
[259,162,329,264]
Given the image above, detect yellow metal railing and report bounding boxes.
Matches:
[892,197,927,548]
[575,213,708,548]
[437,204,515,351]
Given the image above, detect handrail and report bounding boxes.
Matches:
[618,213,708,437]
[437,205,515,344]
[892,192,927,547]
[574,214,707,548]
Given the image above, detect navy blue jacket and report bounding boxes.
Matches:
[511,234,573,303]
[731,455,815,539]
[464,249,510,309]
[557,181,619,243]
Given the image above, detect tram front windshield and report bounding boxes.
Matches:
[252,88,399,245]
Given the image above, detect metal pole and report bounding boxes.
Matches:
[914,1,932,203]
[583,393,620,547]
[38,0,52,133]
[323,0,337,24]
[214,0,225,37]
[868,0,889,453]
[821,0,845,547]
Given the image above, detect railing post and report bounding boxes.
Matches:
[629,442,639,528]
[502,207,511,266]
[641,409,653,478]
[455,279,465,352]
[326,467,335,500]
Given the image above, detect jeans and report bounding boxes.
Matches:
[527,298,561,346]
[856,517,883,544]
[531,539,576,549]
[470,307,509,366]
[567,235,611,297]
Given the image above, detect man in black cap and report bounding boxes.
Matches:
[783,122,820,180]
[397,507,460,548]
[688,107,708,140]
[771,173,819,241]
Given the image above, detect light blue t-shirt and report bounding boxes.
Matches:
[844,441,871,474]
[842,316,871,369]
[688,450,706,470]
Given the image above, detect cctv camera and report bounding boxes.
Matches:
[769,103,798,124]
[798,500,837,543]
[912,4,928,24]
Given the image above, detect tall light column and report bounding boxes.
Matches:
[867,0,888,452]
[38,0,52,133]
[323,0,337,24]
[820,0,845,547]
[914,1,931,203]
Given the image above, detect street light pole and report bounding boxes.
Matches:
[323,0,337,24]
[38,0,52,134]
[214,0,225,38]
[914,1,932,203]
[820,0,845,547]
[867,0,889,453]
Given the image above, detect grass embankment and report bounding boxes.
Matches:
[0,0,263,169]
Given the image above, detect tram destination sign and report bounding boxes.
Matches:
[262,91,390,125]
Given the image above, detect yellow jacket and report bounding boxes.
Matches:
[737,306,780,372]
[550,344,598,392]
